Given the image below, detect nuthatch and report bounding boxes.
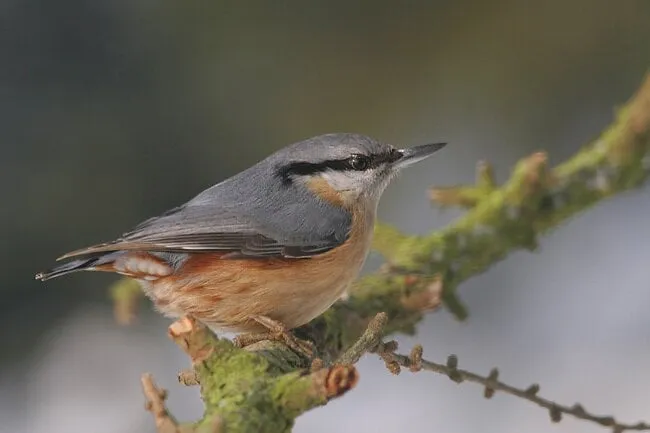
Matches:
[36,133,445,343]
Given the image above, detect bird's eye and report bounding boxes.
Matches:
[348,154,371,171]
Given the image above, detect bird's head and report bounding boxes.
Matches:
[274,133,446,207]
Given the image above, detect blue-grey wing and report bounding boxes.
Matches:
[57,202,352,260]
[58,158,354,261]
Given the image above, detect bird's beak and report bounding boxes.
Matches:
[392,142,447,170]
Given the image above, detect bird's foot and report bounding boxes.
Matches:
[233,315,316,359]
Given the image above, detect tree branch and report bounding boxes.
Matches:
[141,373,188,433]
[131,73,650,432]
[335,312,388,365]
[299,72,650,360]
[373,345,650,433]
[142,317,359,433]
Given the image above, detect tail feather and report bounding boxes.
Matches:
[35,253,118,281]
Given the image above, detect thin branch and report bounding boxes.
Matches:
[335,312,388,365]
[378,347,650,433]
[167,316,215,365]
[372,340,402,375]
[141,373,185,433]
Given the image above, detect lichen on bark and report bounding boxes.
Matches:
[136,73,650,432]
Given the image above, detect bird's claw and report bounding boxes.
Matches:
[233,315,316,359]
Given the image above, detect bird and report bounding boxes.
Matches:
[36,133,445,353]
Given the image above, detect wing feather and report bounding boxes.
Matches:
[58,204,349,260]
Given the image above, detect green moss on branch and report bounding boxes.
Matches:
[140,73,650,433]
[301,72,650,351]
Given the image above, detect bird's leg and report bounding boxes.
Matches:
[233,315,316,359]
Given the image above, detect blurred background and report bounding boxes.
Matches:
[2,1,650,432]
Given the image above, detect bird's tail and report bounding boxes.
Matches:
[35,253,117,281]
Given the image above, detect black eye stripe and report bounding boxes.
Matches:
[372,148,403,165]
[277,149,402,184]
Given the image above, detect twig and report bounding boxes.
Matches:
[141,373,183,433]
[168,316,215,364]
[373,340,402,375]
[379,346,650,433]
[335,312,388,365]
